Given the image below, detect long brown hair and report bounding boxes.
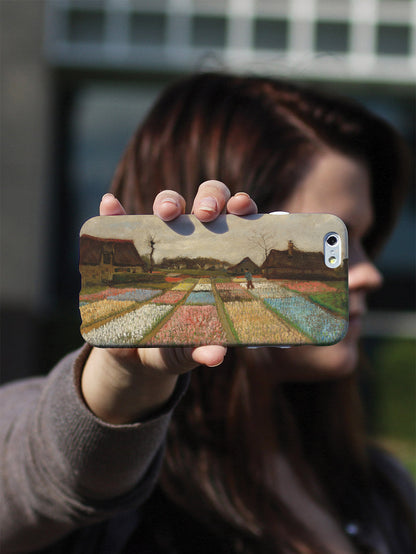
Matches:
[111,73,411,553]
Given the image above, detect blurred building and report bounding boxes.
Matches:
[45,0,415,82]
[1,0,415,382]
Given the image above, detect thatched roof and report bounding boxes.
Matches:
[263,249,322,270]
[262,249,346,279]
[80,235,143,266]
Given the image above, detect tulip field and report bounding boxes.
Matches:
[80,277,348,347]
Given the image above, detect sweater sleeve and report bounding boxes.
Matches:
[0,345,189,553]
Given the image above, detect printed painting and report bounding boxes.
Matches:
[79,214,348,347]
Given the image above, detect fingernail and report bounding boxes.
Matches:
[102,193,114,201]
[208,359,224,367]
[234,192,250,198]
[198,197,218,213]
[161,197,180,208]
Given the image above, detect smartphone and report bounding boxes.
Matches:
[79,213,348,347]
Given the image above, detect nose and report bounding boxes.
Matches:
[348,243,383,293]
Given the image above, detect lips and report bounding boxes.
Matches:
[348,298,365,332]
[348,305,367,337]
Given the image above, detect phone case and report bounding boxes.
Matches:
[79,214,348,347]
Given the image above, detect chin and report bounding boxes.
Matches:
[315,337,359,377]
[275,333,360,382]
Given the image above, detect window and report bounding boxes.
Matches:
[103,252,111,265]
[67,9,105,43]
[315,21,349,53]
[192,16,227,48]
[254,18,288,50]
[376,24,411,56]
[130,12,166,45]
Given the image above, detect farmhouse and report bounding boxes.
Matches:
[262,245,346,280]
[227,257,260,276]
[79,234,144,286]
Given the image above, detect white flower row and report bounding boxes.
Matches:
[243,281,281,290]
[82,304,173,346]
[250,286,296,299]
[193,283,212,291]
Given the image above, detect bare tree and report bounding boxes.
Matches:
[146,235,156,273]
[248,231,274,264]
[247,231,273,278]
[248,231,297,277]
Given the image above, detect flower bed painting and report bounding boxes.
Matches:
[79,213,348,346]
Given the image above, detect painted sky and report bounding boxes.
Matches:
[81,213,347,266]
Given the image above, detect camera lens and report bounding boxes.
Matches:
[326,235,338,247]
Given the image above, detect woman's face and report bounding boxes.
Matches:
[272,150,383,381]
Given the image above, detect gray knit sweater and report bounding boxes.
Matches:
[0,346,189,553]
[1,347,414,554]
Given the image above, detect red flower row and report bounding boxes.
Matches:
[284,281,336,293]
[149,305,226,345]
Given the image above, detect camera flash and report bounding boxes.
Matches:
[324,232,342,269]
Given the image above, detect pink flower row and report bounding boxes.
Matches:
[284,281,336,293]
[149,305,227,345]
[150,290,186,304]
[80,288,137,302]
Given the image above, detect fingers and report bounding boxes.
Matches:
[100,193,127,216]
[100,185,257,221]
[191,180,231,222]
[193,183,257,220]
[153,190,186,221]
[153,182,257,223]
[226,192,258,216]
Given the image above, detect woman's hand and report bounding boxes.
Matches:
[81,181,257,424]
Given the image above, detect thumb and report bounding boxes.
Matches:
[143,345,227,374]
[191,345,227,368]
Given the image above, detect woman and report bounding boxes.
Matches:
[1,73,413,553]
